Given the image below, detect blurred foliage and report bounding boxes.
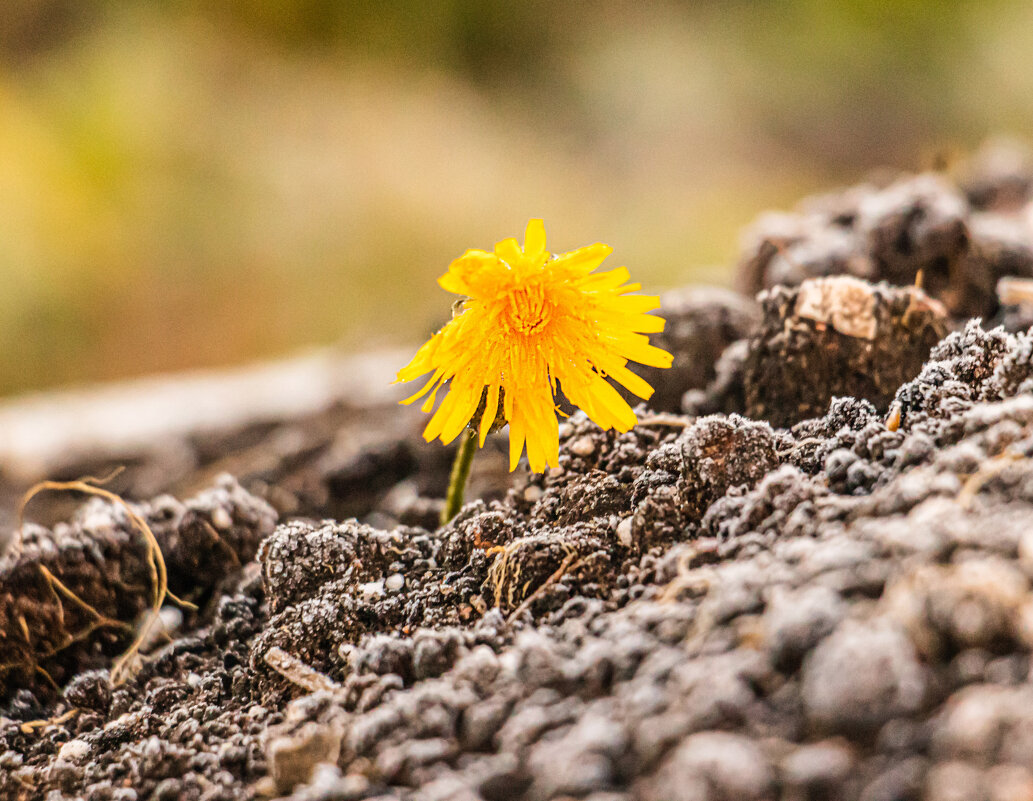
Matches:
[0,0,1031,396]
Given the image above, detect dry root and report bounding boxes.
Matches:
[507,551,582,623]
[15,476,187,686]
[656,546,714,604]
[486,537,532,609]
[18,707,79,735]
[956,450,1025,510]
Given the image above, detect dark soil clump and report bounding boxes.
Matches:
[744,277,948,426]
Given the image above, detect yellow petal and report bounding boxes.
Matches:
[550,243,613,278]
[494,237,522,266]
[599,359,655,400]
[523,219,547,259]
[421,382,442,412]
[594,308,666,334]
[439,250,498,296]
[438,380,484,443]
[508,418,526,472]
[395,335,441,382]
[478,383,501,446]
[401,368,444,405]
[605,333,673,368]
[574,266,630,291]
[594,380,638,431]
[611,294,662,313]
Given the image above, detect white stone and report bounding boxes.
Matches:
[360,580,385,598]
[617,517,634,548]
[210,507,233,530]
[57,738,90,763]
[570,436,596,456]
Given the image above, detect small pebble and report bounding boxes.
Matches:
[570,435,597,456]
[523,485,544,503]
[616,517,633,548]
[210,507,234,531]
[360,580,385,598]
[57,738,91,763]
[781,740,854,791]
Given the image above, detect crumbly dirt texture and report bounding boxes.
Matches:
[5,151,1033,801]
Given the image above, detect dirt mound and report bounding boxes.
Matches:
[736,167,1033,323]
[6,156,1033,801]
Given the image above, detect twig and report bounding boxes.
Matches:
[636,414,694,428]
[997,276,1033,306]
[19,707,79,735]
[264,647,341,694]
[507,552,581,623]
[775,436,824,458]
[656,546,714,604]
[956,450,1024,510]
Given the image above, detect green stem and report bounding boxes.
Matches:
[442,431,477,525]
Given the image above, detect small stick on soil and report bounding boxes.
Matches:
[657,546,714,604]
[200,519,242,569]
[17,479,171,685]
[19,707,79,735]
[264,646,342,694]
[997,276,1033,306]
[957,450,1024,510]
[636,414,694,428]
[507,551,581,624]
[775,436,825,458]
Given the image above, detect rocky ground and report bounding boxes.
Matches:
[5,147,1033,801]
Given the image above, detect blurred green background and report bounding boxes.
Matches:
[2,0,1031,397]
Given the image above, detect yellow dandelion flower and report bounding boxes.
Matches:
[397,219,673,473]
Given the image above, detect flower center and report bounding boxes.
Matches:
[505,284,553,336]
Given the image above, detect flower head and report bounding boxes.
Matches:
[397,219,673,473]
